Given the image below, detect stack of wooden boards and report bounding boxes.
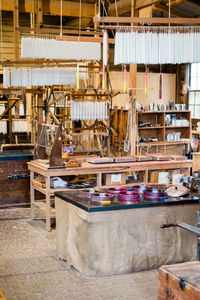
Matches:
[88,154,187,164]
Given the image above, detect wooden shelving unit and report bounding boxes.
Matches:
[136,110,191,154]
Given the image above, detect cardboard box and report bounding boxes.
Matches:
[102,173,126,186]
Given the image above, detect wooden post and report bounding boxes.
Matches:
[36,0,43,30]
[8,99,14,143]
[37,93,43,126]
[129,0,138,155]
[129,91,136,155]
[13,0,19,60]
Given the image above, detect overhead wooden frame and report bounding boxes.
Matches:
[56,35,115,44]
[93,16,200,25]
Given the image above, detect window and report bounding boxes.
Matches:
[188,63,200,119]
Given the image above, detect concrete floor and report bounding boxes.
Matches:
[0,208,158,300]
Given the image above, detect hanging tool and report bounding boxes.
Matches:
[124,109,131,152]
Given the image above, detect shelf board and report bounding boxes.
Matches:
[100,182,144,189]
[31,201,56,217]
[138,126,164,129]
[137,110,190,114]
[165,126,190,128]
[137,111,164,114]
[138,141,190,147]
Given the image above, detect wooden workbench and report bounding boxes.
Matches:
[28,159,192,231]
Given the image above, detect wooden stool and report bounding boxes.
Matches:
[158,261,200,300]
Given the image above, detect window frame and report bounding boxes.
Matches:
[188,63,200,119]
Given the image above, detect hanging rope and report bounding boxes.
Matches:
[60,0,63,37]
[101,0,115,38]
[79,0,82,39]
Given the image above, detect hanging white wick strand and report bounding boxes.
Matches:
[60,0,63,37]
[0,0,3,62]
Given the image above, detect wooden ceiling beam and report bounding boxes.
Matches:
[135,0,161,10]
[93,16,200,24]
[1,0,95,18]
[64,17,92,29]
[186,0,200,6]
[18,27,102,36]
[108,0,131,16]
[154,3,192,18]
[166,0,187,6]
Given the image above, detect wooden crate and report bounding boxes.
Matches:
[158,261,200,300]
[0,153,33,207]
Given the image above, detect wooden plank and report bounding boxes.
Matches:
[28,159,193,177]
[1,0,95,18]
[57,35,115,44]
[18,26,103,36]
[94,16,200,25]
[13,0,19,60]
[136,0,166,9]
[108,0,131,16]
[166,0,187,6]
[154,3,191,18]
[0,98,20,120]
[37,0,43,29]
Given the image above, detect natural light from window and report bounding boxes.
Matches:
[189,63,200,119]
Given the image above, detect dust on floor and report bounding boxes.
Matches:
[0,208,158,300]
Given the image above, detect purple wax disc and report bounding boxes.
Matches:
[91,193,113,202]
[82,189,100,198]
[118,191,139,201]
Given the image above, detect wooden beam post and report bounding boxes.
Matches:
[13,0,19,60]
[129,0,138,155]
[37,0,43,29]
[37,93,44,127]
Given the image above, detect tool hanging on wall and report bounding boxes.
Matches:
[124,109,131,152]
[71,101,109,121]
[159,66,162,99]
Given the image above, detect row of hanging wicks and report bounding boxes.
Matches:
[3,66,89,88]
[114,26,200,65]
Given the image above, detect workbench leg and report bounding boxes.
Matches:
[144,170,148,184]
[107,136,111,156]
[97,173,102,188]
[46,176,51,231]
[185,167,190,177]
[30,171,35,220]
